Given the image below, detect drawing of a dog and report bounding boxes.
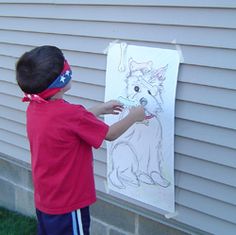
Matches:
[108,58,170,189]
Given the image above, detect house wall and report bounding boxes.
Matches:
[0,1,236,234]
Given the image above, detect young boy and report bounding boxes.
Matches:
[16,45,145,235]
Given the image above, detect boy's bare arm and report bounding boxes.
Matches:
[88,100,123,116]
[105,106,145,141]
[88,100,145,141]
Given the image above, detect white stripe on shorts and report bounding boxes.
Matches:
[72,211,78,235]
[76,209,84,235]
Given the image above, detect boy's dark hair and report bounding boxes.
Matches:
[16,45,64,94]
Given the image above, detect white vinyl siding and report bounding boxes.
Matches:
[0,1,236,234]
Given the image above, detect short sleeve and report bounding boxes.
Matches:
[71,105,109,149]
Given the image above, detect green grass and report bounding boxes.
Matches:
[0,207,37,235]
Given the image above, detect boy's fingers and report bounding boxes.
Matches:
[112,104,123,110]
[114,106,123,110]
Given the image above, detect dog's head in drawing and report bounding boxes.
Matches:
[125,58,168,119]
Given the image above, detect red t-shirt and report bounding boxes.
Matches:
[26,99,109,214]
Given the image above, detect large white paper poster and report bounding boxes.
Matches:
[105,43,180,213]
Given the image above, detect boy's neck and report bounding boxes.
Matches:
[49,91,64,100]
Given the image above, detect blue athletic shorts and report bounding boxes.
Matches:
[36,207,90,235]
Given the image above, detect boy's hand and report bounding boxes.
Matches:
[128,106,145,122]
[105,105,145,141]
[102,100,123,115]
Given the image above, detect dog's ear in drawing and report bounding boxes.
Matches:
[148,64,168,103]
[149,64,168,83]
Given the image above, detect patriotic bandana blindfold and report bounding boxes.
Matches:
[22,60,72,103]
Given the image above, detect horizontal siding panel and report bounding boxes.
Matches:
[179,65,236,90]
[0,117,26,137]
[0,4,236,29]
[0,93,26,111]
[176,153,236,187]
[0,43,31,59]
[0,31,111,58]
[176,171,236,206]
[0,129,29,150]
[176,188,236,224]
[0,140,30,163]
[0,42,107,72]
[0,105,25,124]
[175,100,236,130]
[176,205,236,235]
[65,95,99,108]
[177,82,236,110]
[69,82,104,101]
[73,68,105,86]
[180,45,236,70]
[0,81,23,97]
[176,119,236,149]
[1,19,236,69]
[0,67,15,83]
[94,175,107,194]
[93,148,106,165]
[175,136,236,168]
[0,0,236,8]
[0,43,118,76]
[60,51,106,71]
[94,159,107,178]
[0,55,16,70]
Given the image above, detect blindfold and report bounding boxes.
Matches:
[22,60,72,103]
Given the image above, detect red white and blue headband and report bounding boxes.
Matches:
[22,60,72,103]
